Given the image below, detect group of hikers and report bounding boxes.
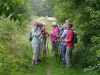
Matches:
[30,20,76,69]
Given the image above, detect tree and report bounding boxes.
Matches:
[0,0,25,22]
[48,0,100,74]
[31,0,54,17]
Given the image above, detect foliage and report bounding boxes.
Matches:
[0,45,19,75]
[0,0,24,22]
[0,0,34,74]
[31,0,54,17]
[0,17,33,75]
[84,35,100,74]
[0,0,34,23]
[50,0,100,44]
[49,0,100,74]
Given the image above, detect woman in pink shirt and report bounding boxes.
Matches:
[50,22,59,55]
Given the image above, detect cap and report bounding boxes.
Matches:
[52,22,57,26]
[34,21,39,26]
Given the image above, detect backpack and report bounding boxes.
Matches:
[29,31,33,41]
[29,28,36,42]
[74,32,78,44]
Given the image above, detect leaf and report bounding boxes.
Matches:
[21,0,24,4]
[5,10,10,17]
[0,10,2,15]
[14,15,17,21]
[10,15,13,20]
[17,14,24,22]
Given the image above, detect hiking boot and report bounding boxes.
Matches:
[54,52,58,56]
[44,55,48,58]
[37,59,41,63]
[32,60,35,66]
[52,49,54,52]
[67,64,72,69]
[55,53,57,56]
[35,61,40,66]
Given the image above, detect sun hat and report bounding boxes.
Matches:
[43,23,46,26]
[34,21,39,26]
[39,22,43,26]
[52,22,57,26]
[65,20,70,23]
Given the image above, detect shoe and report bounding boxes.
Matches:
[54,53,58,56]
[67,66,71,69]
[35,61,40,66]
[67,64,72,69]
[52,49,54,53]
[37,59,41,62]
[32,60,35,66]
[44,55,48,58]
[63,62,66,65]
[62,58,64,60]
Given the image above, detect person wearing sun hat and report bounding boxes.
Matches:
[31,21,42,66]
[50,22,59,55]
[41,23,49,58]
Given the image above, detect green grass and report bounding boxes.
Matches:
[13,17,95,75]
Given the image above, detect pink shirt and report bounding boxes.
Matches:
[51,27,59,42]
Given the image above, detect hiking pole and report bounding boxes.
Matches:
[57,41,62,67]
[55,41,62,68]
[46,38,50,58]
[55,41,59,64]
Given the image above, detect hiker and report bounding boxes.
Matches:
[58,24,64,56]
[59,23,64,37]
[31,21,42,66]
[59,23,68,64]
[41,23,49,58]
[50,22,59,55]
[39,23,49,58]
[64,22,74,68]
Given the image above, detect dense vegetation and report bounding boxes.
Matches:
[0,0,34,75]
[48,0,100,74]
[31,0,54,17]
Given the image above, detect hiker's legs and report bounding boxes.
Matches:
[52,41,54,52]
[37,44,41,60]
[61,43,63,57]
[32,44,40,65]
[43,39,47,56]
[66,46,73,68]
[54,41,58,54]
[62,43,66,63]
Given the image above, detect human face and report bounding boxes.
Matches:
[52,25,56,28]
[61,24,64,29]
[34,24,38,29]
[39,25,43,29]
[66,24,70,30]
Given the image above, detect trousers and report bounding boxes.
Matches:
[32,44,41,61]
[66,46,74,68]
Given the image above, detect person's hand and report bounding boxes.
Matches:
[45,34,48,37]
[36,32,41,38]
[49,33,52,36]
[56,34,59,37]
[62,40,66,43]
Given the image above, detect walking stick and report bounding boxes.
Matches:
[58,43,62,67]
[55,41,59,65]
[55,41,62,67]
[46,38,49,57]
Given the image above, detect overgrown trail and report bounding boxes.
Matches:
[18,17,89,75]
